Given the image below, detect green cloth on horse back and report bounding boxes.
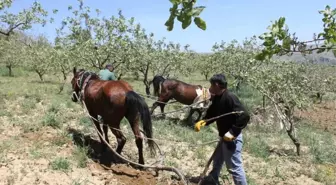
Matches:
[98,69,116,80]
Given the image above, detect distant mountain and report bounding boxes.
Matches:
[273,49,336,65]
[196,50,336,65]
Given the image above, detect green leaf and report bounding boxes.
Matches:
[263,38,275,47]
[194,17,206,30]
[169,0,181,4]
[191,6,206,17]
[165,14,175,31]
[255,52,266,61]
[182,15,192,29]
[177,14,184,22]
[317,33,325,39]
[282,36,291,50]
[278,17,286,28]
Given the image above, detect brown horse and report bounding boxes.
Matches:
[147,75,211,122]
[71,67,155,165]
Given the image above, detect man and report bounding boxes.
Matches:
[194,73,250,185]
[99,64,117,81]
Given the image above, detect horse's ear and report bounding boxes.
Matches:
[73,67,77,76]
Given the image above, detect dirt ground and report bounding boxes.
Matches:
[295,101,336,132]
[0,89,335,185]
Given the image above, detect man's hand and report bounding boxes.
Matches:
[223,131,236,141]
[194,120,206,132]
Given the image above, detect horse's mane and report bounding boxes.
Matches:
[78,69,99,79]
[153,75,166,81]
[78,70,99,89]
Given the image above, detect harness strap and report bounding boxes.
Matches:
[76,71,94,101]
[80,74,92,101]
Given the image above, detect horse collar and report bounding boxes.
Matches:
[77,72,93,101]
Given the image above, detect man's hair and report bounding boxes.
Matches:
[209,73,227,89]
[105,64,113,69]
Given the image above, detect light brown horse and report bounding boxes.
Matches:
[71,67,155,165]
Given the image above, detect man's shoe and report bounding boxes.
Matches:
[200,175,220,185]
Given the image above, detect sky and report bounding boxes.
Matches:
[4,0,336,52]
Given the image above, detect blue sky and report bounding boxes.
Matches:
[5,0,335,52]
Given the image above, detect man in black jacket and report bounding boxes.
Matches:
[195,74,250,185]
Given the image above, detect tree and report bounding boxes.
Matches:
[0,31,26,76]
[194,53,219,80]
[57,1,137,78]
[24,34,54,81]
[247,59,312,155]
[0,1,49,37]
[128,27,156,92]
[212,36,260,91]
[311,65,335,102]
[256,5,336,60]
[130,27,192,92]
[151,41,192,78]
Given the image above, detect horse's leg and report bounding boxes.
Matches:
[109,123,126,155]
[90,116,107,153]
[159,101,168,113]
[186,108,195,126]
[126,114,145,165]
[102,124,109,146]
[150,101,159,114]
[151,93,170,116]
[187,108,202,126]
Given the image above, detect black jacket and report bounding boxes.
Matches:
[203,90,250,137]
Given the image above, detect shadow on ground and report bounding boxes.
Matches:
[67,127,120,168]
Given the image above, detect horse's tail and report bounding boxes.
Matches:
[125,91,156,156]
[153,75,165,96]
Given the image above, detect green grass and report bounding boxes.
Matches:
[1,67,336,185]
[50,157,71,172]
[41,112,60,129]
[298,123,336,164]
[72,146,89,168]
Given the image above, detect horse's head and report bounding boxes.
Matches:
[71,67,100,102]
[146,75,166,96]
[71,67,86,102]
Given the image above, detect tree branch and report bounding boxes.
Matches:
[0,22,25,36]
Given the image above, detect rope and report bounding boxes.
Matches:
[79,98,188,185]
[75,92,218,147]
[134,92,178,105]
[72,78,245,184]
[73,93,240,147]
[151,98,212,117]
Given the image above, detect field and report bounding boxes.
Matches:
[1,68,335,185]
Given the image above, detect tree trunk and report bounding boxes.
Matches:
[6,64,12,77]
[284,106,301,156]
[117,73,123,80]
[36,70,44,82]
[234,77,242,92]
[286,125,301,156]
[63,72,67,81]
[142,63,150,97]
[61,68,67,81]
[263,95,266,108]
